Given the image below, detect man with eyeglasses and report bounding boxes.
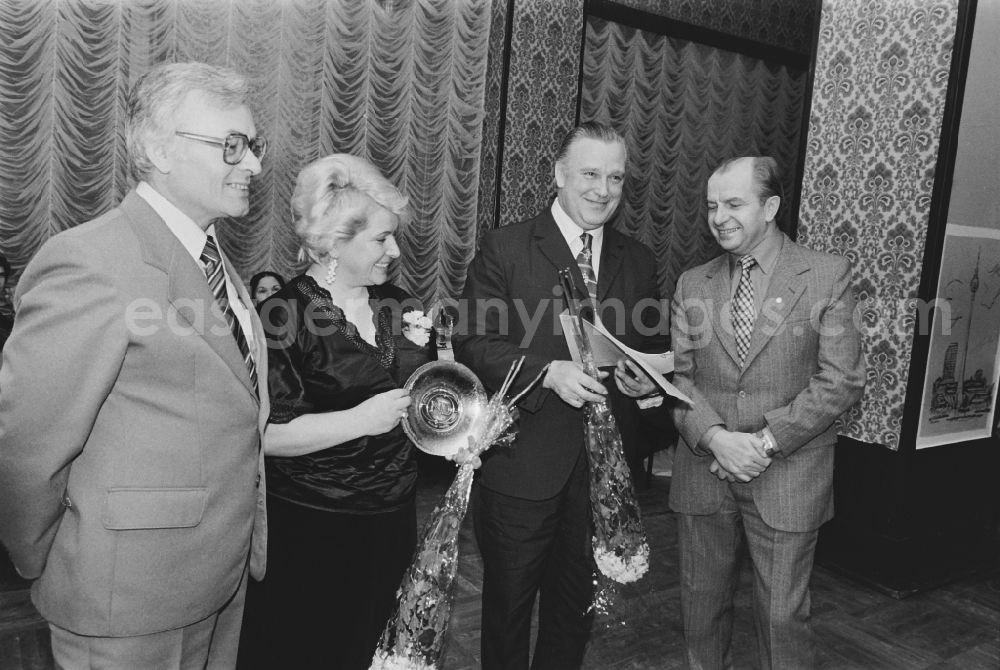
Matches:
[0,61,270,668]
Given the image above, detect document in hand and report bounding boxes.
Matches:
[560,312,693,405]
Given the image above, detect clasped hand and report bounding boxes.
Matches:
[707,429,771,482]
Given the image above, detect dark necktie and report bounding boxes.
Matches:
[201,235,258,394]
[732,254,757,365]
[576,232,598,303]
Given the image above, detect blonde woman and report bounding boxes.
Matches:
[245,155,434,669]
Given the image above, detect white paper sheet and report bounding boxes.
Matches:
[560,312,692,405]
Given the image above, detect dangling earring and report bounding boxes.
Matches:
[325,257,338,285]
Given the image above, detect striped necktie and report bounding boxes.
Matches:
[576,232,598,303]
[732,254,757,365]
[201,235,258,395]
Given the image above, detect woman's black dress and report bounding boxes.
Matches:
[242,275,434,670]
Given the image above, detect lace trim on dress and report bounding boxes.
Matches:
[298,275,397,371]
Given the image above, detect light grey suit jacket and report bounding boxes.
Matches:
[0,191,269,636]
[669,235,864,532]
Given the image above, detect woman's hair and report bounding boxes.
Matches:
[0,252,10,280]
[250,271,285,294]
[290,154,409,263]
[126,62,251,182]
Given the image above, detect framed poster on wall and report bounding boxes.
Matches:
[916,224,1000,448]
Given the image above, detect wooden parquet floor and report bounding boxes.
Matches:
[1,467,997,669]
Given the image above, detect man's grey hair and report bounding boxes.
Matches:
[125,62,251,182]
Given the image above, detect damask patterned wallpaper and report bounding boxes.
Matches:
[494,0,585,227]
[613,0,816,54]
[474,0,512,241]
[797,0,960,450]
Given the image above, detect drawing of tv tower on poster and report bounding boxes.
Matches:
[917,225,1000,448]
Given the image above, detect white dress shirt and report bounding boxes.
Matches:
[136,182,256,355]
[551,199,604,279]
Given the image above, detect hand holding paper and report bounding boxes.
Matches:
[559,311,692,405]
[614,359,657,398]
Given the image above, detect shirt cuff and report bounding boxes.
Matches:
[637,395,663,410]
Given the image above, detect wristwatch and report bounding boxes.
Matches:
[757,430,778,458]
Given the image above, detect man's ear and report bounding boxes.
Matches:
[147,139,173,175]
[554,160,566,189]
[764,195,780,222]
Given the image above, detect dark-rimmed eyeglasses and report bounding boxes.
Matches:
[174,131,268,166]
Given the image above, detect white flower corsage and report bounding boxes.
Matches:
[402,310,432,346]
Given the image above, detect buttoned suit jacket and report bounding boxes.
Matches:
[669,235,864,532]
[0,190,269,636]
[453,211,666,501]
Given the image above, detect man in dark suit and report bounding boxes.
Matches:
[453,122,666,670]
[670,156,865,669]
[0,62,269,668]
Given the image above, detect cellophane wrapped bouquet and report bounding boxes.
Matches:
[558,270,649,617]
[584,399,649,587]
[370,361,526,670]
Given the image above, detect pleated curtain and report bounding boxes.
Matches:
[0,0,492,310]
[580,17,808,301]
[2,2,809,311]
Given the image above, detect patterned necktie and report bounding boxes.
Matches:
[732,254,757,365]
[201,235,259,395]
[576,232,598,303]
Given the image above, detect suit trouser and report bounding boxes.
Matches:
[473,452,595,670]
[49,567,248,670]
[678,482,818,670]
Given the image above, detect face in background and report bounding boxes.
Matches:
[252,276,282,306]
[331,196,400,289]
[554,137,626,231]
[148,91,262,229]
[706,158,779,257]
